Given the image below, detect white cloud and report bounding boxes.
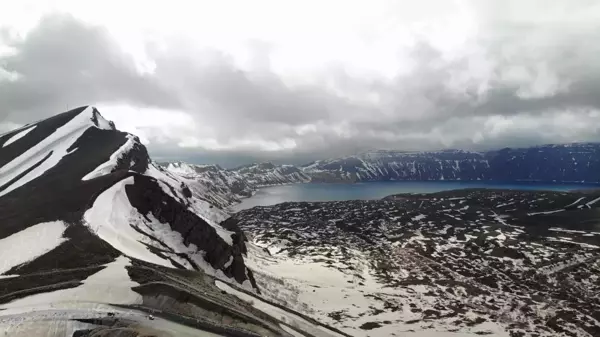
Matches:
[1,0,600,165]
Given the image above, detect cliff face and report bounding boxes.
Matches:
[485,143,600,182]
[302,144,600,183]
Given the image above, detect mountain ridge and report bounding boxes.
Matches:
[0,106,340,337]
[302,143,600,183]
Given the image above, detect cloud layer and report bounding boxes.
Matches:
[1,1,600,166]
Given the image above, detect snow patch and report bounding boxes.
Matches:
[93,110,114,130]
[412,214,427,221]
[0,221,68,275]
[83,176,244,285]
[82,134,136,180]
[527,209,565,216]
[166,162,199,176]
[586,196,600,206]
[0,256,142,308]
[565,197,586,208]
[2,125,37,147]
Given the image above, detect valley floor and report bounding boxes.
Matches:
[234,188,600,337]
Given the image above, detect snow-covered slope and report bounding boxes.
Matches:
[303,145,600,183]
[0,107,336,337]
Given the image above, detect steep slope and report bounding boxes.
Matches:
[0,107,339,337]
[303,145,600,183]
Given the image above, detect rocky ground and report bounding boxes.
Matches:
[233,189,600,337]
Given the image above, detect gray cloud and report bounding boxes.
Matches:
[1,5,600,167]
[0,14,177,122]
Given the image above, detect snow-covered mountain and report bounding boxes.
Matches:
[302,145,600,183]
[0,107,341,337]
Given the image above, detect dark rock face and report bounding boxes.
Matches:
[125,174,248,283]
[303,144,600,183]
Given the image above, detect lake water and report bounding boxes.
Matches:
[233,181,600,211]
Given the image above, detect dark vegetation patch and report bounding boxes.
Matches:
[359,322,382,330]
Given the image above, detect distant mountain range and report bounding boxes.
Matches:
[303,144,600,183]
[163,143,600,208]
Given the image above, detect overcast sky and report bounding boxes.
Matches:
[1,1,599,167]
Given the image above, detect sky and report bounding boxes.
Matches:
[1,0,600,167]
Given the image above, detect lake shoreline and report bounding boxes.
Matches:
[233,180,600,211]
